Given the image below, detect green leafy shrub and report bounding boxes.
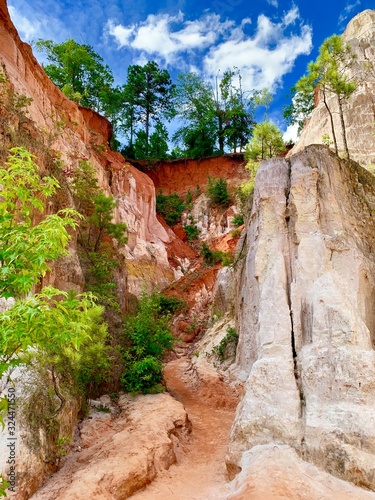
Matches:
[201,243,225,266]
[156,294,187,315]
[0,148,110,486]
[156,192,185,226]
[184,223,200,241]
[120,293,175,394]
[212,327,239,362]
[206,177,230,207]
[232,213,244,227]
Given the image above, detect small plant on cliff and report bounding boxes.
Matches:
[232,213,244,227]
[120,293,176,394]
[184,223,200,241]
[206,176,230,208]
[155,191,185,226]
[211,327,239,362]
[201,243,225,266]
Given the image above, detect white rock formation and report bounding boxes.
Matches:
[229,145,375,490]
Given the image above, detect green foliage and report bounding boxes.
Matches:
[172,72,218,158]
[0,477,9,497]
[184,223,200,241]
[120,293,175,394]
[245,121,285,161]
[133,122,170,160]
[35,38,120,119]
[0,148,110,459]
[0,148,79,299]
[122,61,174,158]
[215,69,255,153]
[232,213,244,227]
[173,70,256,156]
[70,160,127,311]
[206,177,230,207]
[156,192,185,226]
[284,34,357,157]
[211,327,238,362]
[87,193,128,252]
[201,243,225,266]
[283,78,315,134]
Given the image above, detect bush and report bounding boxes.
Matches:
[207,177,229,207]
[156,192,185,226]
[201,243,224,266]
[184,223,200,241]
[232,213,244,227]
[120,293,176,394]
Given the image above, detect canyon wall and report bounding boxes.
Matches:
[290,9,375,167]
[0,0,191,298]
[135,154,248,197]
[229,144,375,489]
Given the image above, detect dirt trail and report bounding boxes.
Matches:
[131,357,235,500]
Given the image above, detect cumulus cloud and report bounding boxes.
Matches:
[106,12,233,65]
[338,0,361,25]
[203,7,312,91]
[106,7,312,92]
[266,0,279,6]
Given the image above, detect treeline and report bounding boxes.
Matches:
[35,39,278,160]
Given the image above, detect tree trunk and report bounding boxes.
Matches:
[337,96,350,159]
[322,90,338,155]
[218,113,224,153]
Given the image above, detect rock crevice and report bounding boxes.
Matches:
[229,144,375,490]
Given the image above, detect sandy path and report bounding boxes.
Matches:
[131,357,235,500]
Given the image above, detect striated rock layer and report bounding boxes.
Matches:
[290,9,375,166]
[229,144,375,490]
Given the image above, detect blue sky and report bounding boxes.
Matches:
[7,0,373,141]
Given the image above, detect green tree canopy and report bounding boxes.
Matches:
[35,38,122,121]
[245,121,285,161]
[122,61,174,158]
[173,71,255,158]
[172,72,218,158]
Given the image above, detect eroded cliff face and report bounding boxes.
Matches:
[229,144,375,489]
[290,9,375,166]
[0,0,191,298]
[138,154,248,198]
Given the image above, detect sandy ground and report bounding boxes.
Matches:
[131,357,235,500]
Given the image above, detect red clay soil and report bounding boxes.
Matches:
[131,358,235,500]
[140,155,249,197]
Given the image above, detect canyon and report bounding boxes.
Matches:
[0,0,375,499]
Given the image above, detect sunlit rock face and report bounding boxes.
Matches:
[290,9,375,167]
[229,144,375,489]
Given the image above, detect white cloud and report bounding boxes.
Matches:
[8,5,40,40]
[8,1,68,43]
[107,21,134,46]
[203,8,312,92]
[106,8,312,92]
[266,0,278,6]
[106,12,233,65]
[338,1,361,25]
[283,123,299,143]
